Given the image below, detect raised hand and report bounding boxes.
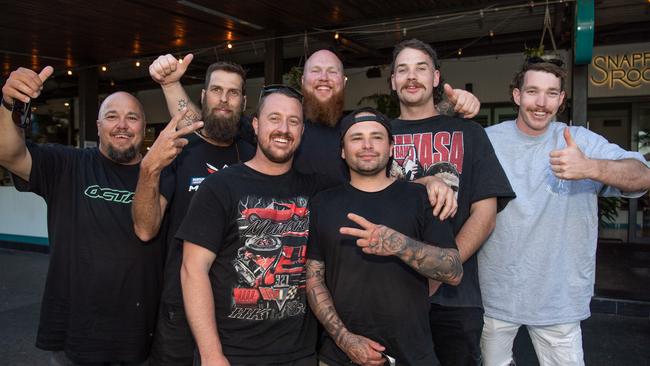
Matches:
[141,108,203,173]
[2,66,54,104]
[549,127,590,180]
[444,83,481,119]
[339,213,406,257]
[149,53,193,86]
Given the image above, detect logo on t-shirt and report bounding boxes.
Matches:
[228,196,309,321]
[187,163,230,192]
[84,185,134,204]
[391,131,464,196]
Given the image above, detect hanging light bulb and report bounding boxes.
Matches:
[334,32,340,40]
[227,42,233,49]
[101,65,107,72]
[67,70,73,76]
[457,48,463,56]
[489,30,495,37]
[135,61,141,67]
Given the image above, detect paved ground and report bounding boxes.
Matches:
[1,248,648,365]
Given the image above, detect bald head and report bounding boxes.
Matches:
[99,91,145,121]
[301,49,346,127]
[96,91,145,165]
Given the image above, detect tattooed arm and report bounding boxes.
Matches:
[149,53,203,127]
[340,213,463,285]
[306,259,386,366]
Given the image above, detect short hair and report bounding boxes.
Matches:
[510,61,567,113]
[390,39,445,104]
[256,88,303,118]
[204,61,247,95]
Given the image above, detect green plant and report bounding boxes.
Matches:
[357,93,400,119]
[284,66,303,90]
[598,197,621,226]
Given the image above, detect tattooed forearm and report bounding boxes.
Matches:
[176,99,202,128]
[305,260,349,346]
[387,230,463,285]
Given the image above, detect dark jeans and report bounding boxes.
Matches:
[429,304,484,366]
[193,351,317,366]
[49,351,147,366]
[149,302,195,366]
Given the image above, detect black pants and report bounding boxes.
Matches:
[429,304,484,366]
[149,303,195,366]
[193,351,317,366]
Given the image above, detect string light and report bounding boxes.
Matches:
[227,42,233,49]
[67,70,72,75]
[334,32,340,40]
[135,61,141,67]
[178,57,183,64]
[101,66,107,72]
[64,102,70,107]
[489,30,495,37]
[457,48,463,56]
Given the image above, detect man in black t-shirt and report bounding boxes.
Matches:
[133,59,255,365]
[306,108,463,366]
[1,67,162,365]
[177,86,326,365]
[388,39,515,366]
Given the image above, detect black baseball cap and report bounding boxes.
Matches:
[339,107,393,141]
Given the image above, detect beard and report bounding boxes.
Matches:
[259,132,296,164]
[201,100,241,143]
[302,87,345,128]
[106,143,139,164]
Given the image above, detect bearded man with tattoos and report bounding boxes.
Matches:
[305,108,463,366]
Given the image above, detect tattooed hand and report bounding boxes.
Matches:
[338,330,386,366]
[339,213,406,257]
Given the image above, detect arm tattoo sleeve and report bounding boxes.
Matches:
[305,260,349,347]
[394,231,463,284]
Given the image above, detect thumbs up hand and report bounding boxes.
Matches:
[2,66,54,105]
[549,127,591,180]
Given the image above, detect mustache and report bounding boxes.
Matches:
[110,130,134,137]
[270,132,293,142]
[401,81,426,91]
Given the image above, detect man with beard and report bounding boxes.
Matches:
[389,39,515,366]
[479,60,650,366]
[133,59,255,365]
[1,67,162,365]
[177,86,330,365]
[306,108,463,365]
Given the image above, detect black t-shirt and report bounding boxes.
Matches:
[12,144,163,364]
[390,115,515,308]
[175,164,331,364]
[308,180,456,366]
[159,134,255,306]
[291,120,348,183]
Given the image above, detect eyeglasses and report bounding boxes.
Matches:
[12,100,32,128]
[258,84,303,104]
[526,56,564,67]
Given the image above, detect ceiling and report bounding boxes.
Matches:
[1,0,649,99]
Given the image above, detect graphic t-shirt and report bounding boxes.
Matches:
[176,164,330,363]
[12,144,163,364]
[159,134,255,306]
[390,115,515,308]
[308,180,457,366]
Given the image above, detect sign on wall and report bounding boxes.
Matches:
[590,51,650,89]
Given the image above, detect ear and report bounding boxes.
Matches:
[559,90,566,106]
[432,69,441,88]
[252,117,259,136]
[389,141,394,158]
[513,88,522,107]
[390,73,397,91]
[96,120,101,136]
[301,74,305,87]
[200,89,205,104]
[341,145,346,160]
[343,74,348,87]
[242,95,247,112]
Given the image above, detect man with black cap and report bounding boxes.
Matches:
[305,107,463,366]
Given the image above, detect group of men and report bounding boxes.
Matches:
[1,36,649,366]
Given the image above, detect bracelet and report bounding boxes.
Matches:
[1,95,14,111]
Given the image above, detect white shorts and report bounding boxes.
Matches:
[481,316,585,366]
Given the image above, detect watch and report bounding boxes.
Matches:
[1,95,14,111]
